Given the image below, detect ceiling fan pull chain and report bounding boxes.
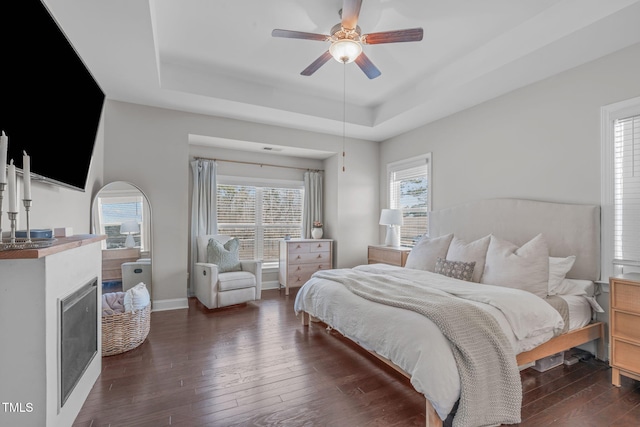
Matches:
[342,63,347,172]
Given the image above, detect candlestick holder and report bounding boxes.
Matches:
[0,194,55,251]
[23,199,32,243]
[8,211,17,244]
[0,182,5,243]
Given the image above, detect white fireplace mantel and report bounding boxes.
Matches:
[0,234,105,427]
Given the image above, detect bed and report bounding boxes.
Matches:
[294,198,605,427]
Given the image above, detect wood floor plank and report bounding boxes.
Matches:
[75,289,640,427]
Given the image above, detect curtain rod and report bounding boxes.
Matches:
[194,156,323,172]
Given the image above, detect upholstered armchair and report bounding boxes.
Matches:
[194,235,262,309]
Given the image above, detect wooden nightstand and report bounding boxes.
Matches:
[367,245,411,267]
[609,273,640,386]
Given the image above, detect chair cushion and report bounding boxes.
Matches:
[218,271,257,291]
[207,237,242,273]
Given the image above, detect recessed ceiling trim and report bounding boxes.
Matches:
[189,134,335,159]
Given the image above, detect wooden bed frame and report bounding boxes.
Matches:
[300,311,604,427]
[299,199,604,426]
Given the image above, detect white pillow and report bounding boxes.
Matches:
[445,235,491,282]
[554,278,594,296]
[404,233,453,272]
[124,282,151,313]
[481,234,549,298]
[548,256,576,295]
[554,278,604,312]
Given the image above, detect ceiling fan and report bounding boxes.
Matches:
[272,0,423,79]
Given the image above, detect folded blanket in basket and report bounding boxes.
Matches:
[102,292,126,316]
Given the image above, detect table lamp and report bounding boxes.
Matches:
[379,209,403,247]
[120,220,140,248]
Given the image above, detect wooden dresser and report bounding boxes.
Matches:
[367,245,411,267]
[609,273,640,386]
[102,247,141,282]
[279,239,333,295]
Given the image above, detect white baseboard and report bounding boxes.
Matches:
[152,298,189,312]
[262,280,281,290]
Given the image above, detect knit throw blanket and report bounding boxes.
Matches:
[313,269,522,427]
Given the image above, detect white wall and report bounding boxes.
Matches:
[103,101,379,307]
[380,42,640,212]
[325,140,380,267]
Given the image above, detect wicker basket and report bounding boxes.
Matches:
[102,304,151,356]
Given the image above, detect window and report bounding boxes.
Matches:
[602,96,640,278]
[217,178,304,262]
[614,114,640,263]
[387,154,431,247]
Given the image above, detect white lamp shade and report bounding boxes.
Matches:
[120,220,140,234]
[379,209,403,226]
[120,220,139,248]
[330,39,362,63]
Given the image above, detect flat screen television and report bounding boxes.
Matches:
[0,1,105,191]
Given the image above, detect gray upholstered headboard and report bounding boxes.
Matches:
[428,198,600,281]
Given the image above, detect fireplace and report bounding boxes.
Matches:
[60,278,98,407]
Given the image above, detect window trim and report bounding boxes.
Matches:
[601,96,640,280]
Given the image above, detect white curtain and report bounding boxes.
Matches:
[303,171,323,238]
[190,159,217,293]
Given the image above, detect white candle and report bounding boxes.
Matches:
[8,159,17,212]
[23,150,31,200]
[0,131,7,184]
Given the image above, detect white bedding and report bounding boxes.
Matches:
[293,263,593,421]
[561,294,592,330]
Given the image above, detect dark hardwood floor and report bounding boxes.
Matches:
[75,289,640,427]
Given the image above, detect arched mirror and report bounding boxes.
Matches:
[91,181,152,297]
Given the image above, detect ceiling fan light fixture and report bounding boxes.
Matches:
[329,39,362,64]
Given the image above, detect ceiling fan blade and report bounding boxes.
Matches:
[301,51,333,76]
[362,28,424,44]
[355,52,381,79]
[272,29,328,41]
[341,0,362,30]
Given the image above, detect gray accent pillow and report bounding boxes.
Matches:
[207,238,242,273]
[434,257,476,282]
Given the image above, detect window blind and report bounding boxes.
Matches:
[217,183,304,262]
[614,114,640,263]
[388,155,430,247]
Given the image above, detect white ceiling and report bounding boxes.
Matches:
[44,0,640,143]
